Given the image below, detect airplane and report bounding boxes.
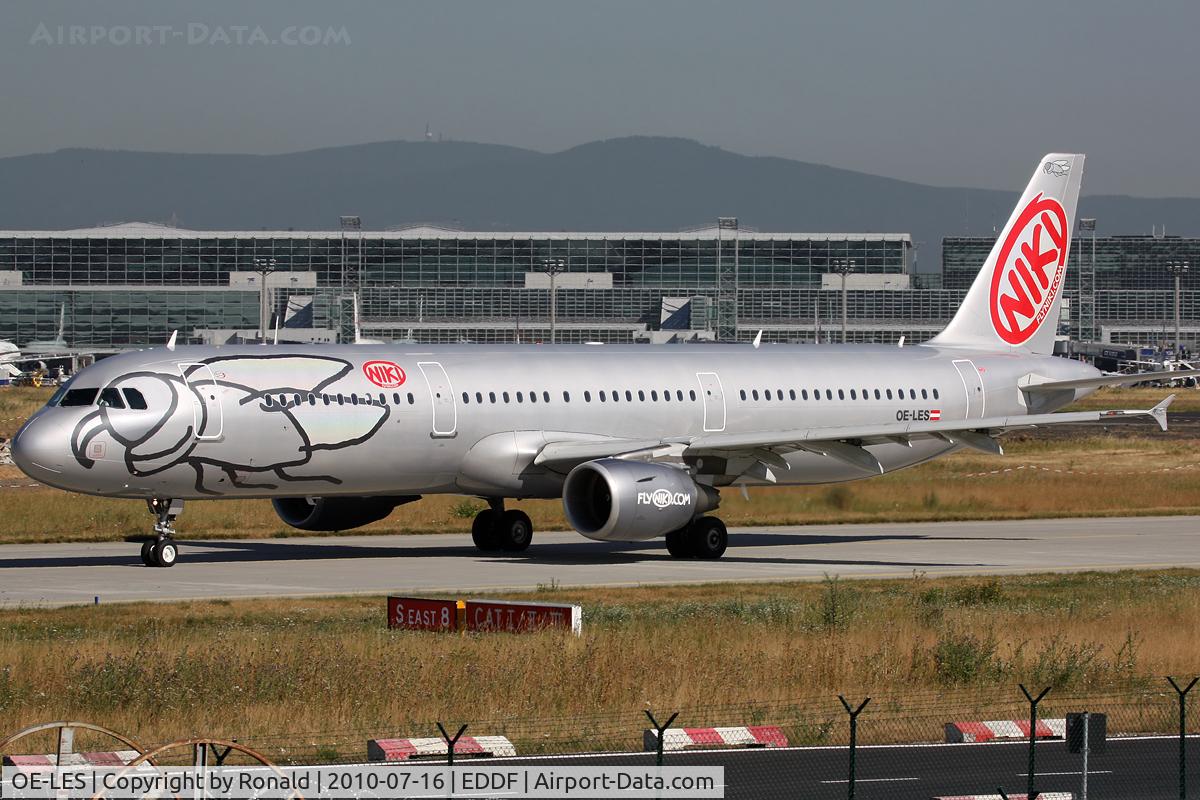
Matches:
[11,153,1200,567]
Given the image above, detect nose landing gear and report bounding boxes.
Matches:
[140,498,184,567]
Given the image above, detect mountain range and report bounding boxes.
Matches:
[2,136,1197,270]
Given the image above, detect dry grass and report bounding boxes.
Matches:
[0,571,1198,760]
[1,386,1198,545]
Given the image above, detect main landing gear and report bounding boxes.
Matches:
[140,498,184,568]
[471,499,533,553]
[665,516,728,560]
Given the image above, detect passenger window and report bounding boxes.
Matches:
[351,395,359,406]
[584,391,591,402]
[407,393,415,404]
[462,392,469,404]
[689,390,696,401]
[886,389,893,400]
[393,393,401,404]
[516,391,523,403]
[638,390,645,401]
[612,390,619,403]
[651,390,658,401]
[909,389,916,400]
[543,391,550,403]
[529,391,537,404]
[503,392,511,403]
[663,389,670,402]
[874,389,881,400]
[740,390,747,401]
[921,389,928,399]
[626,390,633,401]
[826,389,833,400]
[325,395,332,406]
[802,390,809,400]
[789,389,796,400]
[677,390,684,401]
[838,389,845,400]
[600,390,607,402]
[475,392,483,403]
[98,387,125,409]
[850,390,857,400]
[752,390,759,401]
[933,388,940,400]
[294,394,302,406]
[563,391,570,402]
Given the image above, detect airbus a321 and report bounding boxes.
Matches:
[12,154,1195,566]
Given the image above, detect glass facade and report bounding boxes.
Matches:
[3,222,1191,350]
[0,224,915,347]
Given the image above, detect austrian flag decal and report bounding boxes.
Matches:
[930,409,941,421]
[362,360,406,388]
[989,192,1070,346]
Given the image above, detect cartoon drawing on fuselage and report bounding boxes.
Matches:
[12,153,1200,568]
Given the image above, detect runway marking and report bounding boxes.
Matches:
[1019,770,1114,776]
[821,777,920,783]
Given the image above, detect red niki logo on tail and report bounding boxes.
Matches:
[362,360,406,388]
[988,193,1070,346]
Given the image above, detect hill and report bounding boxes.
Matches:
[1,136,1197,270]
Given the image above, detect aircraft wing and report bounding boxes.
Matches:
[533,396,1174,475]
[1021,369,1200,393]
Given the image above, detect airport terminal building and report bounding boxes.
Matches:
[0,221,1194,352]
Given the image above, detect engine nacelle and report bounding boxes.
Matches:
[562,459,718,541]
[272,495,419,532]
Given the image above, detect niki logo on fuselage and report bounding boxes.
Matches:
[363,360,406,389]
[989,192,1069,346]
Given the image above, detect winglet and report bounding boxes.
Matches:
[753,330,762,349]
[166,330,177,351]
[1151,394,1175,432]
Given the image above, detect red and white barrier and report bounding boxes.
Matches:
[367,736,516,761]
[944,718,1066,743]
[642,726,788,752]
[934,794,1073,800]
[3,751,142,772]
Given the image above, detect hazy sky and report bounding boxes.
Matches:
[3,0,1198,197]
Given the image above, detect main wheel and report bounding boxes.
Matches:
[688,517,728,559]
[665,528,691,558]
[499,509,533,552]
[153,539,178,568]
[471,509,503,551]
[139,540,156,567]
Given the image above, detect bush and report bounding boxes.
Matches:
[450,500,482,519]
[933,630,1000,685]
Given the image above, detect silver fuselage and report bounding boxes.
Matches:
[12,342,1099,500]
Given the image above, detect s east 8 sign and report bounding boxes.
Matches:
[387,596,460,632]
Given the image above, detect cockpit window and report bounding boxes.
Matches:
[98,388,126,408]
[122,388,148,410]
[59,388,99,407]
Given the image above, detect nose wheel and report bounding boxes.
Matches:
[140,498,184,567]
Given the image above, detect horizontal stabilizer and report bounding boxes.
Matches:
[1022,369,1200,393]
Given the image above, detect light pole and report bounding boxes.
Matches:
[1167,261,1190,359]
[540,258,566,344]
[252,257,277,342]
[832,258,854,344]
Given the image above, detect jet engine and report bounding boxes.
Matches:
[562,459,718,541]
[271,495,420,532]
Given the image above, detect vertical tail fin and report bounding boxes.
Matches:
[932,153,1084,354]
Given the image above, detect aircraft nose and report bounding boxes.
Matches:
[11,415,66,478]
